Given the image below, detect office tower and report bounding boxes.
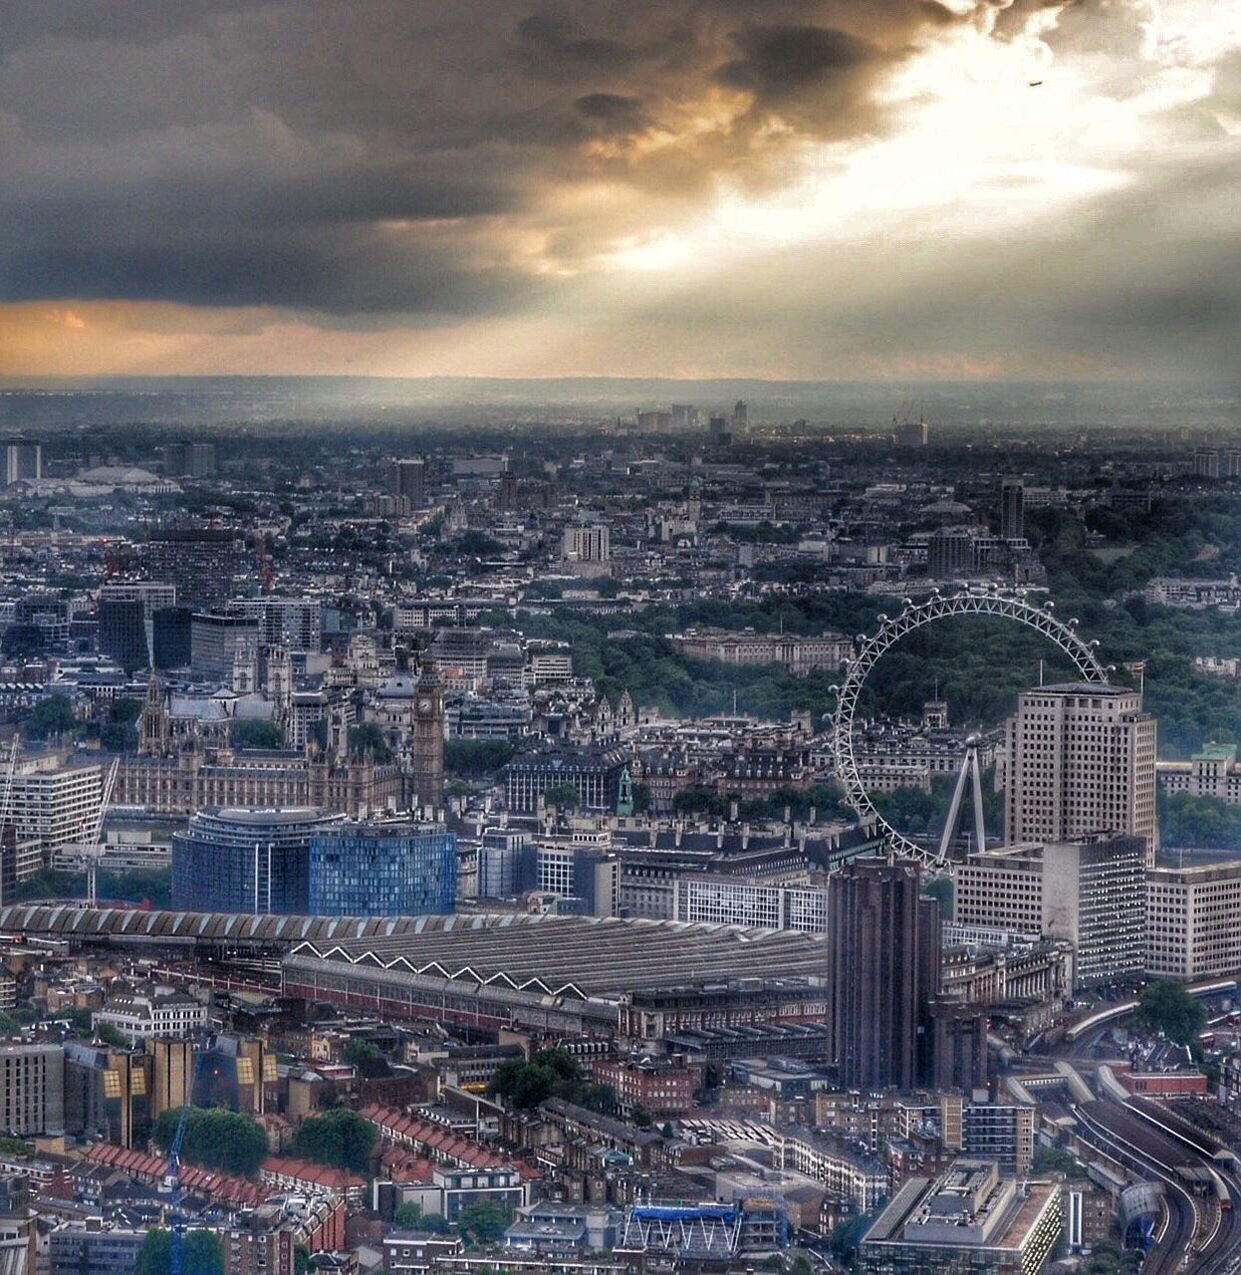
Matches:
[497,469,518,511]
[151,606,193,670]
[954,835,1145,988]
[146,1037,192,1122]
[234,596,322,652]
[636,409,672,433]
[894,419,929,447]
[308,821,457,916]
[479,828,526,898]
[145,526,243,611]
[3,439,41,485]
[0,1044,64,1135]
[388,457,427,506]
[1000,477,1024,541]
[708,415,732,445]
[161,441,216,478]
[731,400,748,434]
[561,522,611,576]
[412,659,446,811]
[190,611,261,681]
[826,858,941,1091]
[1004,683,1156,864]
[171,807,347,914]
[98,582,176,670]
[670,403,697,430]
[1194,447,1221,479]
[7,755,104,854]
[927,526,978,578]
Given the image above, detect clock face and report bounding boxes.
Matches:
[418,698,433,712]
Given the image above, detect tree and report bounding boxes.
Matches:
[23,695,77,741]
[151,1106,269,1176]
[96,1024,129,1049]
[488,1048,619,1115]
[342,1039,381,1065]
[1133,980,1207,1047]
[631,1104,653,1128]
[230,718,284,750]
[136,1228,222,1275]
[457,1200,513,1244]
[394,1201,452,1234]
[445,738,514,777]
[291,1107,377,1173]
[542,783,579,810]
[348,722,393,763]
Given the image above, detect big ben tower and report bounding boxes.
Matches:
[412,656,445,812]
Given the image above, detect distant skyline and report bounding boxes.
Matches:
[1,0,1238,381]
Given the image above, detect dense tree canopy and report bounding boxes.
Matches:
[1132,980,1208,1047]
[151,1107,269,1176]
[136,1228,222,1275]
[489,1048,617,1114]
[290,1108,376,1174]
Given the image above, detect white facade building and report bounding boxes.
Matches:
[1004,683,1157,866]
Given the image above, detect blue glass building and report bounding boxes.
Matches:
[308,822,457,917]
[171,807,346,914]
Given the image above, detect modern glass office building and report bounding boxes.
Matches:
[308,822,457,917]
[172,807,346,914]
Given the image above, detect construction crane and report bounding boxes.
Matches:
[84,757,120,909]
[162,1031,216,1275]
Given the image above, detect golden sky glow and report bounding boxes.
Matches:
[0,0,1238,380]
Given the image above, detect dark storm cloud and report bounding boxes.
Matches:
[0,0,968,316]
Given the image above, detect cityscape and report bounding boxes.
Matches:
[2,3,1241,1275]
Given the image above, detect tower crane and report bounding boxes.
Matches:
[162,1030,216,1275]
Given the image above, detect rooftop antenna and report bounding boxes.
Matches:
[1038,658,1044,687]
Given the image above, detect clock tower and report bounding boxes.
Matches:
[412,656,445,812]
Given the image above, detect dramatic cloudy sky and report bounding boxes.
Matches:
[0,0,1237,378]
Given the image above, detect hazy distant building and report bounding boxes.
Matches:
[827,858,940,1091]
[1000,478,1024,541]
[146,526,243,612]
[561,522,611,577]
[731,400,748,435]
[1194,447,1221,479]
[3,439,41,485]
[388,458,427,507]
[1004,683,1157,865]
[894,419,929,447]
[927,527,978,578]
[160,441,216,478]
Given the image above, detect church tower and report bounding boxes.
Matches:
[412,657,445,813]
[138,675,172,757]
[232,636,259,695]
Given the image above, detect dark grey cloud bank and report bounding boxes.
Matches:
[0,0,969,314]
[0,0,1237,378]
